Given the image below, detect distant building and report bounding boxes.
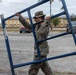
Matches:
[5,16,30,27]
[58,17,68,27]
[0,15,69,28]
[50,16,68,28]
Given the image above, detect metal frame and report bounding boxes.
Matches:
[1,0,76,75]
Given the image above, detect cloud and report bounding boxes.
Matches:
[0,0,76,18]
[2,0,23,3]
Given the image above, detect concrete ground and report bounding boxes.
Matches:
[0,31,76,75]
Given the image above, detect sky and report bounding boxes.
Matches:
[0,0,76,18]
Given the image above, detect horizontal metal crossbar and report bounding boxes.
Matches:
[33,11,65,25]
[51,11,65,19]
[4,0,65,21]
[14,51,76,68]
[4,0,50,21]
[37,32,69,43]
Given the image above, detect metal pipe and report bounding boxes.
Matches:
[51,11,65,19]
[14,51,76,68]
[33,11,65,25]
[27,10,41,58]
[37,32,69,43]
[61,0,76,45]
[4,0,50,21]
[1,15,15,75]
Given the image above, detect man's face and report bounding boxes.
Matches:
[34,17,43,23]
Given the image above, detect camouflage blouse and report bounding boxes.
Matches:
[19,17,51,57]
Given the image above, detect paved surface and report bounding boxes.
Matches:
[0,31,76,75]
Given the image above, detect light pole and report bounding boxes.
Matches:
[0,14,3,27]
[0,0,2,3]
[38,0,43,2]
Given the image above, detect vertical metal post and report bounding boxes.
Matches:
[27,10,41,58]
[61,0,76,45]
[1,15,15,75]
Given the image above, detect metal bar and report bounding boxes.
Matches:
[14,51,76,68]
[51,11,65,19]
[33,11,65,26]
[1,0,75,74]
[4,0,50,21]
[1,15,15,75]
[37,32,69,43]
[27,10,41,58]
[61,0,76,45]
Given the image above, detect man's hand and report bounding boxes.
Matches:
[15,13,21,17]
[45,16,51,21]
[15,13,24,18]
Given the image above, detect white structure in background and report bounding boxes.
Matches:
[0,14,3,26]
[38,0,43,2]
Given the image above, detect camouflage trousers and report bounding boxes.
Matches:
[28,56,53,75]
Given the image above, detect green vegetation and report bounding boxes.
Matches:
[51,17,60,27]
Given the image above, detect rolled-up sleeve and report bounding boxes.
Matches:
[19,17,32,30]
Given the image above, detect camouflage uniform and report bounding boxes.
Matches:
[19,11,53,75]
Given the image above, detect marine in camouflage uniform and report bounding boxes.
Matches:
[16,11,53,75]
